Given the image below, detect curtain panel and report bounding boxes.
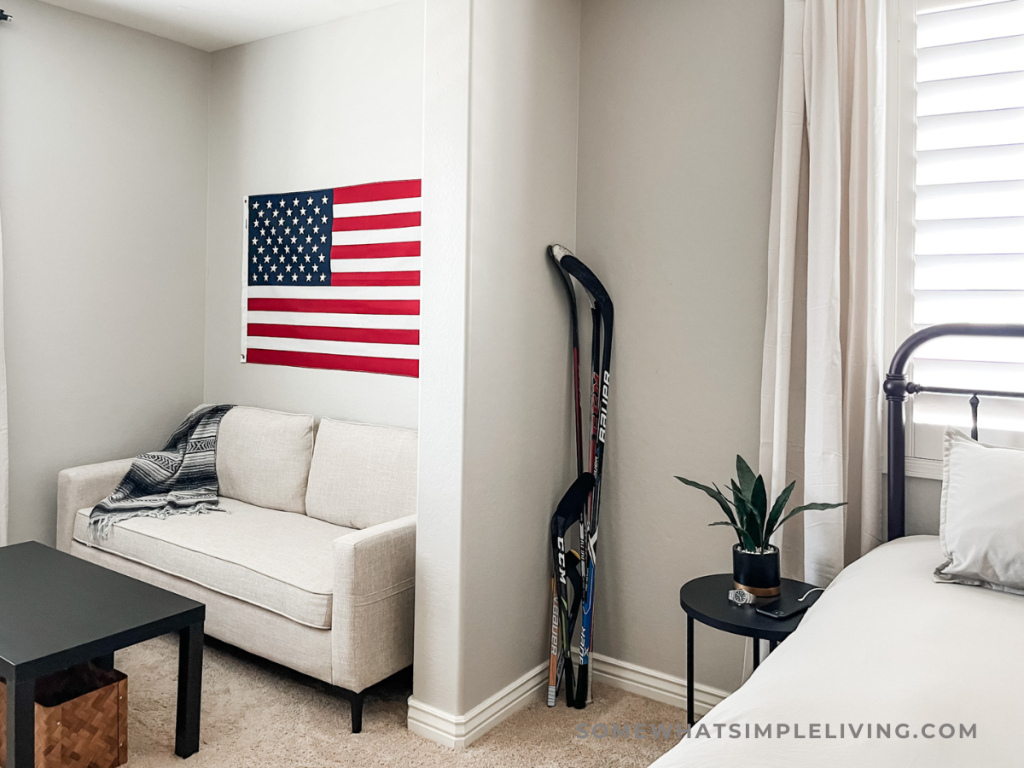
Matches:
[759,0,887,587]
[0,207,7,547]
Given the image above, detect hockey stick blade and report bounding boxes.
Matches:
[549,246,614,329]
[550,472,595,708]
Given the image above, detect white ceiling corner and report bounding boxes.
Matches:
[37,0,410,52]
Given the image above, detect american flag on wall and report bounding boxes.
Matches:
[242,179,421,378]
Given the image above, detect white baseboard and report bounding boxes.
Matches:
[407,654,729,749]
[590,652,729,717]
[407,662,548,749]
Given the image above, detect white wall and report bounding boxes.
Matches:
[907,477,942,535]
[410,0,472,721]
[0,0,210,544]
[411,0,581,740]
[460,0,581,712]
[575,0,784,695]
[203,0,424,426]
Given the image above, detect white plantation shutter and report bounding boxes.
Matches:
[909,0,1024,454]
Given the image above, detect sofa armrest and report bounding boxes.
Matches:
[331,515,416,692]
[56,459,133,553]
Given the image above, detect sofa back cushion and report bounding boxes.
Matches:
[305,419,417,529]
[216,406,314,514]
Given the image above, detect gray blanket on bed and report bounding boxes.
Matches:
[89,404,235,534]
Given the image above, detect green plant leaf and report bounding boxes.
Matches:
[737,527,757,552]
[735,455,757,498]
[714,483,746,542]
[750,475,768,548]
[737,481,770,552]
[728,480,751,505]
[708,521,756,552]
[729,480,756,546]
[773,501,848,533]
[708,521,743,547]
[763,480,796,543]
[675,476,739,530]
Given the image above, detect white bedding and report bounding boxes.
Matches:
[652,535,1024,767]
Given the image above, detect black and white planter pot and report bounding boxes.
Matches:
[732,545,781,597]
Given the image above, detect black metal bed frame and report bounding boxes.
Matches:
[885,323,1024,542]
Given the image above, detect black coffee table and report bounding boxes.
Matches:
[0,542,205,768]
[680,574,821,726]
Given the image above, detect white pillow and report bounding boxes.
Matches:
[936,427,1024,594]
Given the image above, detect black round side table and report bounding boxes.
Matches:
[679,574,821,726]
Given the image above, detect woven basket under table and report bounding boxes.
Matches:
[0,663,127,768]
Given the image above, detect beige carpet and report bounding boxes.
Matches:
[117,636,684,767]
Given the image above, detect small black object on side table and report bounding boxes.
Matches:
[679,574,820,726]
[0,542,205,768]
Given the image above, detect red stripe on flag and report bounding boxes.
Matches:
[247,348,419,378]
[248,298,419,315]
[248,324,419,345]
[333,180,421,205]
[332,212,420,232]
[331,271,420,287]
[331,242,420,259]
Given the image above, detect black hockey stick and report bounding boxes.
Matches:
[547,246,586,705]
[551,247,613,710]
[548,246,586,476]
[577,302,601,705]
[550,472,594,707]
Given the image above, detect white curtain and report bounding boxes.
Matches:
[759,0,887,588]
[0,207,7,547]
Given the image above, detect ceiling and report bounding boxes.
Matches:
[38,0,409,51]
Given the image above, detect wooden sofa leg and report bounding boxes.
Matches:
[350,691,364,734]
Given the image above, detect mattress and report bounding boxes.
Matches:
[652,535,1024,767]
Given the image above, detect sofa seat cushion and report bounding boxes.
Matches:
[73,498,354,629]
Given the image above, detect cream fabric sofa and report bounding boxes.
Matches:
[55,406,417,733]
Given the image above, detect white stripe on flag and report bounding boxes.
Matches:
[331,226,421,246]
[248,285,419,300]
[331,256,421,272]
[247,311,421,329]
[247,336,421,359]
[333,198,420,218]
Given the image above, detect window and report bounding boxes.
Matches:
[892,0,1024,469]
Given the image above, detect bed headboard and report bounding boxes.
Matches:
[885,323,1024,541]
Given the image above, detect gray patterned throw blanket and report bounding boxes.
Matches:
[89,404,235,535]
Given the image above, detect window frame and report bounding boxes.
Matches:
[886,0,942,478]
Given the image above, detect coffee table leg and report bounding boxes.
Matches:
[176,621,203,758]
[753,637,761,669]
[6,675,34,768]
[686,615,694,728]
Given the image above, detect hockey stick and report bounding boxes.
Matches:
[550,473,594,707]
[572,302,601,707]
[547,246,585,483]
[551,248,614,710]
[547,246,586,706]
[547,548,582,705]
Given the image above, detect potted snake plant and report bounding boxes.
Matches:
[675,456,846,596]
